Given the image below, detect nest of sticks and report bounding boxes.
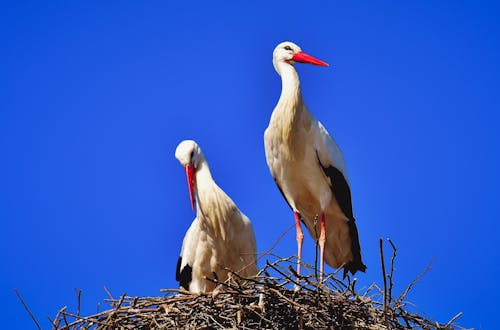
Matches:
[46,239,464,329]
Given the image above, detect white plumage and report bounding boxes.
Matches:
[264,42,366,279]
[175,140,258,293]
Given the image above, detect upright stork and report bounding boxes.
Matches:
[264,42,366,280]
[175,140,258,292]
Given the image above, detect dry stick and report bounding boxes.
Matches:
[269,288,308,310]
[257,224,294,263]
[387,238,397,307]
[207,314,225,328]
[445,312,463,327]
[61,310,70,327]
[160,288,192,295]
[378,238,389,328]
[322,267,349,291]
[116,293,127,310]
[47,316,56,330]
[132,296,139,308]
[244,306,274,325]
[265,260,315,293]
[399,300,438,328]
[74,288,82,317]
[206,277,244,295]
[400,308,412,328]
[58,311,113,329]
[49,246,463,329]
[237,224,295,279]
[57,303,131,325]
[230,270,283,301]
[14,288,42,330]
[397,259,433,305]
[51,306,64,330]
[103,285,114,301]
[362,282,380,298]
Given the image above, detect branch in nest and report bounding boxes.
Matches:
[45,249,465,330]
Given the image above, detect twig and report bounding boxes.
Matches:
[397,259,433,305]
[103,285,114,301]
[265,260,315,292]
[51,305,66,330]
[250,224,294,267]
[379,238,389,326]
[116,293,127,310]
[49,244,463,329]
[268,288,308,310]
[14,288,42,330]
[74,288,82,317]
[387,238,397,307]
[445,311,463,327]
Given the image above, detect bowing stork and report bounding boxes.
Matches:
[174,140,258,293]
[264,42,366,280]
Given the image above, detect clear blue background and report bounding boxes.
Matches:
[1,1,499,329]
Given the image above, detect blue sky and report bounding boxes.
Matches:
[1,1,499,328]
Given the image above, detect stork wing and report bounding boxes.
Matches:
[313,120,366,275]
[176,217,200,290]
[314,121,348,181]
[314,120,352,217]
[314,120,353,219]
[264,128,293,211]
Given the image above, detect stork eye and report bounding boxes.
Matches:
[284,45,293,51]
[190,149,194,160]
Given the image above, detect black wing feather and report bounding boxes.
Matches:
[316,151,367,277]
[175,256,193,290]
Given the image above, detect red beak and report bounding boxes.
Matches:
[291,51,329,66]
[184,164,195,210]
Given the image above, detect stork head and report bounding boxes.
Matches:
[273,41,328,73]
[175,140,204,210]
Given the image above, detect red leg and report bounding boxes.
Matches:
[294,212,304,276]
[319,212,326,282]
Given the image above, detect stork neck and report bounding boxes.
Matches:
[194,159,213,189]
[277,62,302,110]
[269,62,306,160]
[194,159,232,241]
[194,159,214,221]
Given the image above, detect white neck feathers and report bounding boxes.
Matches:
[194,159,234,241]
[269,62,308,159]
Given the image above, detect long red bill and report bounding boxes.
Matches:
[184,164,195,210]
[291,51,329,66]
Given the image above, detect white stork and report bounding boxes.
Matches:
[264,41,366,280]
[174,140,258,293]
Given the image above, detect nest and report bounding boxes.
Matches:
[44,239,464,329]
